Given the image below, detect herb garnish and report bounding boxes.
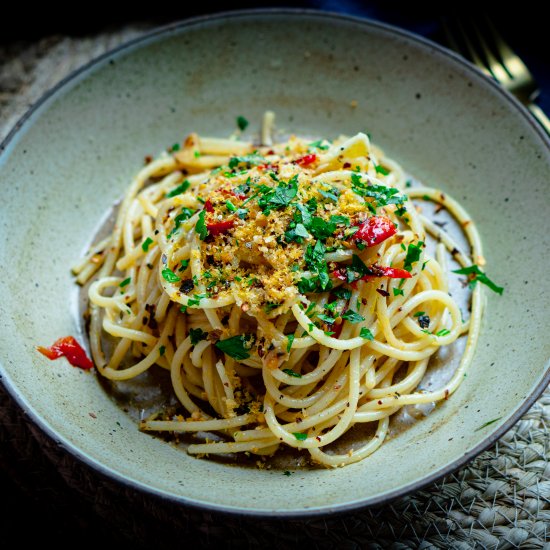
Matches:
[283,368,302,378]
[189,327,208,345]
[162,268,180,283]
[195,210,208,240]
[404,241,424,272]
[142,237,154,252]
[293,432,307,441]
[452,265,504,295]
[166,179,190,198]
[360,327,374,340]
[119,277,131,288]
[215,335,253,360]
[341,309,365,323]
[228,154,265,170]
[236,115,249,131]
[286,334,295,353]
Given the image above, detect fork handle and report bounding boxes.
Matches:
[527,103,550,135]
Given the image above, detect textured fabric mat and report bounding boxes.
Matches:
[1,24,549,549]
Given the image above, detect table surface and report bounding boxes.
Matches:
[1,7,549,548]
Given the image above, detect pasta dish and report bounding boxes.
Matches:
[73,113,501,467]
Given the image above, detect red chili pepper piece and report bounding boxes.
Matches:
[207,219,235,236]
[37,336,94,370]
[372,266,412,279]
[295,154,317,166]
[204,199,214,213]
[354,216,396,246]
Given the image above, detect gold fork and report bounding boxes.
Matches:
[443,18,550,134]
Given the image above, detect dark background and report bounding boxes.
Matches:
[1,2,548,546]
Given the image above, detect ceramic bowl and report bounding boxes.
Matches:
[1,10,549,516]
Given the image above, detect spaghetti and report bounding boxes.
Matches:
[73,113,498,467]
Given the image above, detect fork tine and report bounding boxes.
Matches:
[443,19,491,78]
[469,19,511,84]
[484,19,534,82]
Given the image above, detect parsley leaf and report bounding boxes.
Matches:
[283,368,302,378]
[452,265,504,295]
[286,334,295,353]
[393,288,404,297]
[293,432,307,441]
[259,175,298,214]
[333,287,352,300]
[189,327,208,345]
[318,186,339,202]
[215,335,253,360]
[308,139,329,151]
[161,268,180,283]
[404,241,424,272]
[168,207,196,238]
[236,115,249,131]
[317,313,335,324]
[228,154,264,170]
[166,179,190,198]
[195,210,208,240]
[360,327,374,340]
[119,277,131,288]
[341,309,365,323]
[142,237,154,252]
[309,217,337,240]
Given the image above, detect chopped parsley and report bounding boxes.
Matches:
[393,288,404,297]
[375,164,390,176]
[436,328,451,337]
[286,334,295,353]
[309,217,337,240]
[225,200,237,212]
[403,241,424,272]
[142,237,154,252]
[168,207,195,238]
[258,175,298,214]
[341,309,365,323]
[236,115,249,131]
[195,210,208,240]
[308,139,329,151]
[413,311,425,317]
[452,265,504,295]
[318,186,339,202]
[360,327,374,340]
[333,287,352,300]
[283,368,302,378]
[215,335,253,360]
[119,277,131,288]
[350,173,406,208]
[228,154,265,170]
[166,179,190,198]
[161,268,180,283]
[317,313,335,325]
[189,327,208,345]
[292,432,307,441]
[159,345,166,356]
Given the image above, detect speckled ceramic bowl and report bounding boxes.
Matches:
[1,10,549,516]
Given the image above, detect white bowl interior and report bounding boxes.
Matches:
[0,12,549,515]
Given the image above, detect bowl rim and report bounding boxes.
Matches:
[1,8,549,518]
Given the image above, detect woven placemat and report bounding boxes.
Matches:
[1,25,549,549]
